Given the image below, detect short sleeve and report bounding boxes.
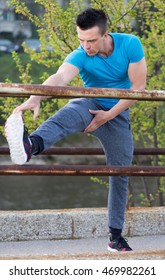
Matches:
[127,35,145,63]
[64,47,86,71]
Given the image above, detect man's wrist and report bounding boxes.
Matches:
[29,95,42,101]
[105,110,114,121]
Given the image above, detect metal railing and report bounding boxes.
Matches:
[0,82,165,100]
[0,147,165,176]
[0,83,165,176]
[0,147,165,156]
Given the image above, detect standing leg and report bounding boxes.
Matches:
[93,109,133,230]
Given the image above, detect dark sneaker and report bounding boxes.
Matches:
[5,112,32,165]
[108,236,133,252]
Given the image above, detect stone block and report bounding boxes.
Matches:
[0,210,72,241]
[71,208,108,238]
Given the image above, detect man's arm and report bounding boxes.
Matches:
[102,57,147,119]
[84,57,147,132]
[13,63,79,119]
[42,62,79,87]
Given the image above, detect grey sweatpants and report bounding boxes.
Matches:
[31,98,134,230]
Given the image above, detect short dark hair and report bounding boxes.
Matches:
[76,8,107,35]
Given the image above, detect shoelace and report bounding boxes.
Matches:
[117,237,130,249]
[23,125,29,136]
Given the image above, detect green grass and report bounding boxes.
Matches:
[0,53,55,84]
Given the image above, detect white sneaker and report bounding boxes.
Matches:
[5,112,31,165]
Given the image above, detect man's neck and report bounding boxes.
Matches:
[98,34,114,57]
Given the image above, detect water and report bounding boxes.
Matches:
[0,142,159,210]
[0,175,109,210]
[0,169,158,211]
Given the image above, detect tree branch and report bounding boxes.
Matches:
[117,0,143,23]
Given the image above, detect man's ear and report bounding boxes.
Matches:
[103,32,108,38]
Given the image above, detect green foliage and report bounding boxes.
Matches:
[0,51,57,132]
[139,192,154,207]
[91,177,109,188]
[91,0,137,33]
[12,52,32,84]
[130,0,165,207]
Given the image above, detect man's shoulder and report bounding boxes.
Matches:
[66,45,86,60]
[64,45,87,70]
[110,33,142,51]
[109,32,138,41]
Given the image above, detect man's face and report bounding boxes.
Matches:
[77,26,105,56]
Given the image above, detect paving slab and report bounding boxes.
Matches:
[0,235,165,260]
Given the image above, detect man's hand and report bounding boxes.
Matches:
[13,96,42,120]
[84,109,109,133]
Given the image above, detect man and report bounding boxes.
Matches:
[5,8,147,251]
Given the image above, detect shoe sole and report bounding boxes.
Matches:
[108,245,132,252]
[5,112,27,165]
[107,245,118,252]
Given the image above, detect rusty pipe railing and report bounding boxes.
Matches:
[0,147,165,155]
[0,83,165,100]
[1,147,164,176]
[0,165,165,176]
[0,147,164,175]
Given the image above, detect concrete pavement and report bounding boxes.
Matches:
[0,235,165,260]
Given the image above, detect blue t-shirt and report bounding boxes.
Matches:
[64,33,145,108]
